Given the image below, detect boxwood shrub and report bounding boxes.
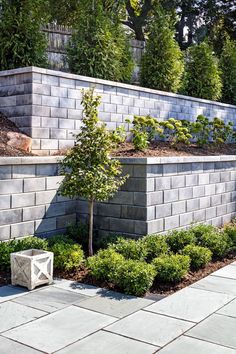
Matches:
[199,231,232,258]
[191,224,217,240]
[110,238,148,261]
[51,242,84,271]
[166,230,196,253]
[182,244,212,270]
[224,225,236,249]
[152,254,190,283]
[141,235,169,261]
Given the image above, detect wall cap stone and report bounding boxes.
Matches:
[0,66,236,109]
[0,156,63,165]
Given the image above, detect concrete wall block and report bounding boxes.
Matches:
[209,172,220,184]
[147,191,163,206]
[23,205,45,221]
[32,105,50,117]
[172,175,185,188]
[45,202,65,217]
[109,217,134,233]
[193,185,205,198]
[60,77,75,88]
[41,117,59,129]
[179,187,193,200]
[187,198,200,212]
[172,200,186,215]
[42,74,59,86]
[215,182,226,194]
[221,171,231,182]
[177,163,192,175]
[203,162,215,172]
[193,209,206,222]
[51,86,68,98]
[11,221,34,238]
[134,220,147,235]
[230,171,236,180]
[16,94,33,106]
[51,107,67,118]
[0,225,10,241]
[122,178,153,192]
[110,95,122,105]
[211,216,223,227]
[121,205,154,221]
[0,166,11,179]
[0,209,22,226]
[146,165,163,178]
[156,203,171,218]
[163,164,177,175]
[206,207,217,219]
[0,96,16,107]
[59,118,74,129]
[35,217,57,234]
[104,103,116,113]
[227,202,236,213]
[36,164,58,177]
[217,204,227,216]
[199,173,210,185]
[41,139,58,150]
[186,174,198,186]
[31,127,49,139]
[42,95,59,107]
[60,97,75,109]
[164,215,179,230]
[133,192,146,206]
[180,212,193,226]
[57,213,76,229]
[0,179,23,194]
[0,195,10,210]
[36,190,57,205]
[200,196,211,209]
[33,83,50,95]
[12,192,35,208]
[155,176,171,190]
[147,219,164,234]
[46,176,64,190]
[211,194,222,206]
[225,181,236,192]
[122,97,134,106]
[191,162,203,174]
[205,184,216,196]
[133,165,147,178]
[164,189,179,203]
[109,191,134,205]
[98,204,121,218]
[222,192,232,204]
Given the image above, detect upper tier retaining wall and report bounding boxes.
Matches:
[0,67,236,155]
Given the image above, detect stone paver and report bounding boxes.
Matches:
[105,310,194,347]
[3,306,116,353]
[0,336,41,354]
[0,285,28,303]
[191,275,236,296]
[56,330,158,354]
[0,301,46,333]
[212,265,236,280]
[13,286,88,313]
[76,290,154,318]
[145,287,234,322]
[187,313,236,349]
[157,335,236,354]
[53,280,103,297]
[217,298,236,318]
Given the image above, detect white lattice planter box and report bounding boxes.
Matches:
[11,249,54,290]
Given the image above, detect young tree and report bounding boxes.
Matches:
[66,0,134,83]
[0,0,48,70]
[140,9,184,92]
[59,89,128,256]
[220,37,236,105]
[183,42,222,101]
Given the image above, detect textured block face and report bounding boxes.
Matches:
[11,249,53,290]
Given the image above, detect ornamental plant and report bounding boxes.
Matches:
[182,245,212,270]
[59,88,128,256]
[0,0,48,70]
[152,254,190,283]
[141,8,184,92]
[211,117,234,144]
[183,42,222,101]
[191,115,211,147]
[66,0,134,82]
[160,118,192,146]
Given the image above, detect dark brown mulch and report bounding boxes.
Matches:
[0,269,10,287]
[0,112,34,157]
[112,141,236,157]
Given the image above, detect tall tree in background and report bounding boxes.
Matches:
[220,36,236,105]
[0,0,48,70]
[140,8,184,92]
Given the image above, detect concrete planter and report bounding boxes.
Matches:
[11,249,53,290]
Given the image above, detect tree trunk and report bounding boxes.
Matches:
[88,199,94,256]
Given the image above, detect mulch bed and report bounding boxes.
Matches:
[113,141,236,157]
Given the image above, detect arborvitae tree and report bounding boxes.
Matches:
[66,1,134,83]
[140,10,184,93]
[59,89,128,256]
[220,37,236,105]
[0,0,48,70]
[183,42,222,101]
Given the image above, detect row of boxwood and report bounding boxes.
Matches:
[0,223,235,296]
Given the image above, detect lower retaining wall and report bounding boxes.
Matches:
[1,155,236,241]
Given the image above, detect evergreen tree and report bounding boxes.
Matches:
[66,1,134,83]
[140,9,184,92]
[183,42,222,101]
[0,0,48,70]
[220,37,236,105]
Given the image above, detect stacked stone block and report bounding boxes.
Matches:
[0,67,236,155]
[0,156,76,241]
[77,157,236,237]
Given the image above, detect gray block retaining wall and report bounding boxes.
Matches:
[1,67,236,155]
[1,155,235,241]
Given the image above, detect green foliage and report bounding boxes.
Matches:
[141,10,184,92]
[113,259,156,296]
[166,230,197,253]
[110,238,148,261]
[191,115,211,147]
[47,234,74,247]
[199,231,231,258]
[183,42,222,101]
[160,118,192,146]
[220,37,236,105]
[0,237,48,270]
[66,1,134,82]
[87,248,125,281]
[224,225,236,249]
[51,242,84,271]
[182,245,212,270]
[191,224,218,240]
[0,0,48,70]
[59,89,128,255]
[211,118,234,145]
[152,254,190,283]
[141,235,169,261]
